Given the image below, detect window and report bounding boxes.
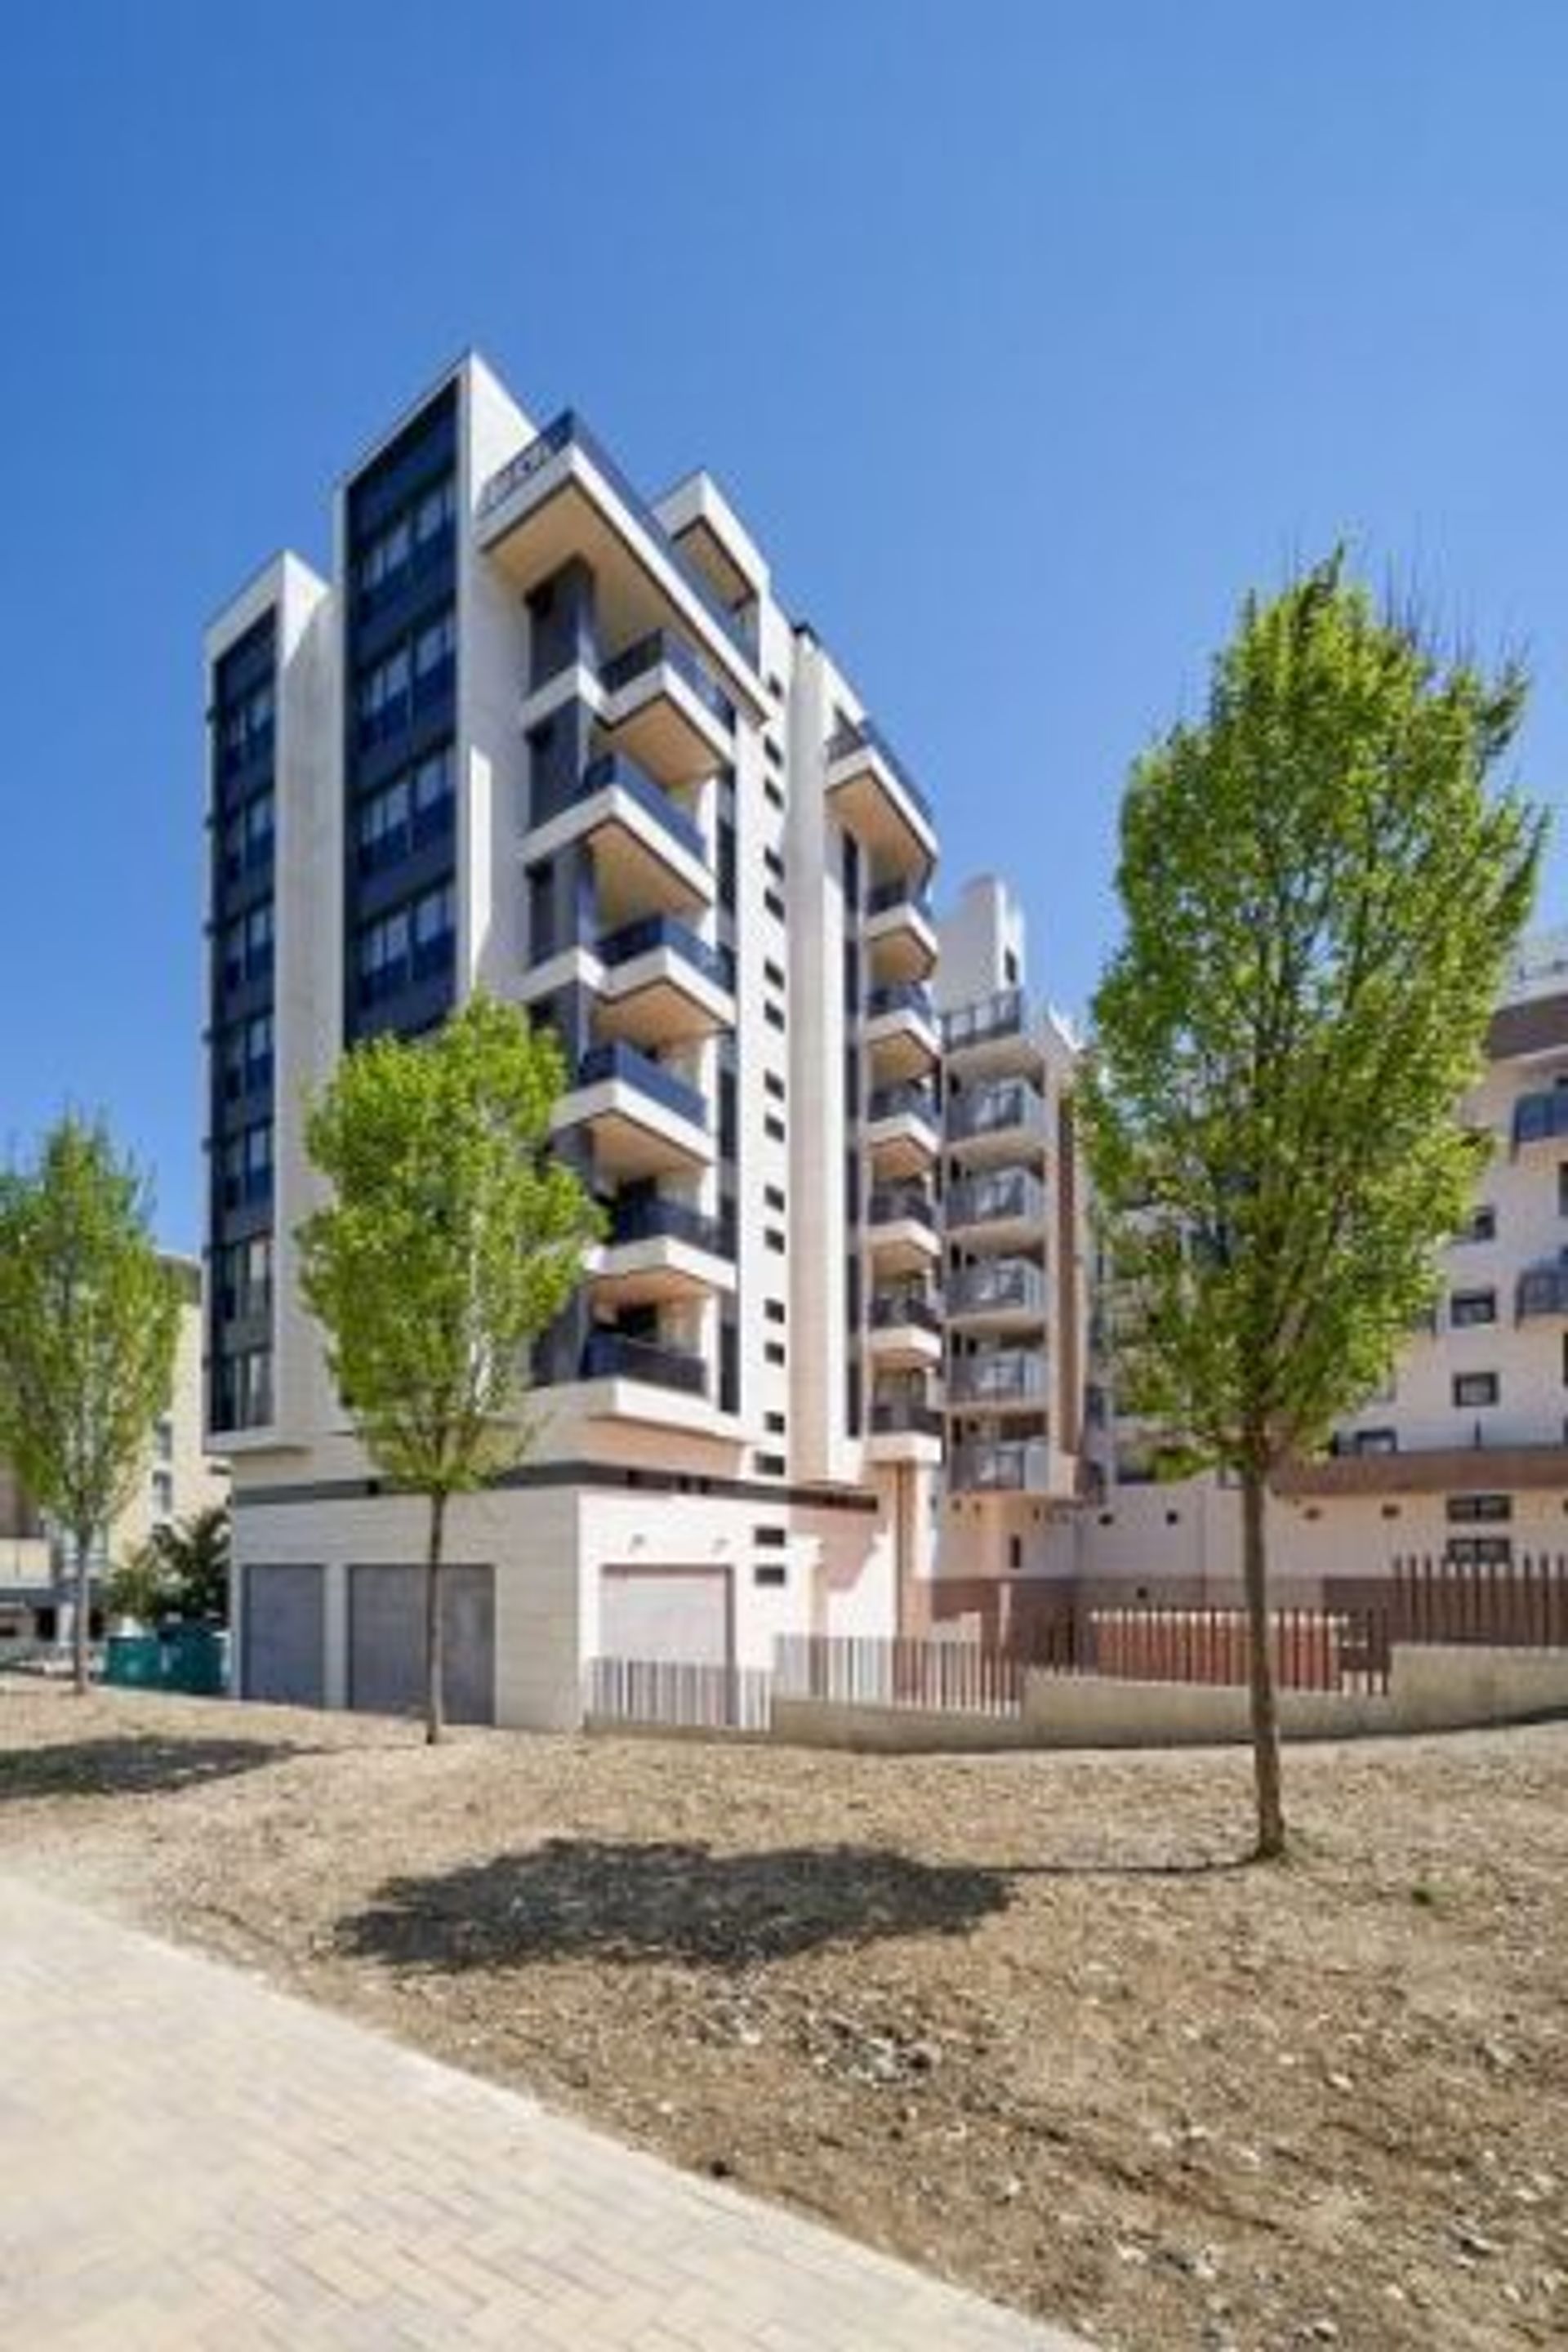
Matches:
[754,1451,786,1477]
[414,476,456,546]
[764,1185,786,1212]
[764,1410,786,1434]
[765,1227,786,1254]
[753,1526,787,1548]
[1453,1371,1499,1408]
[220,1233,274,1321]
[764,1000,786,1031]
[764,847,786,882]
[1447,1535,1512,1566]
[765,1340,786,1366]
[764,1072,786,1102]
[154,1417,173,1463]
[753,1562,786,1587]
[412,743,455,840]
[764,1115,786,1143]
[357,644,411,742]
[764,960,786,991]
[764,1298,786,1324]
[150,1469,175,1522]
[1450,1288,1497,1327]
[1447,1493,1511,1522]
[243,1123,273,1205]
[764,777,785,811]
[764,889,785,922]
[1350,1428,1397,1455]
[1009,1535,1022,1571]
[358,773,411,871]
[412,880,456,975]
[764,736,783,768]
[1458,1205,1496,1244]
[1559,1164,1568,1218]
[718,819,737,913]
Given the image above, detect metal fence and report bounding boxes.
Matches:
[773,1633,1028,1717]
[585,1655,773,1733]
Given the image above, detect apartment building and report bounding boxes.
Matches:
[929,877,1089,1629]
[1067,927,1568,1599]
[0,1256,226,1647]
[206,353,942,1728]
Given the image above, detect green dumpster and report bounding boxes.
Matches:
[103,1633,162,1689]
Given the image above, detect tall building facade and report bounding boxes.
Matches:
[929,878,1090,1630]
[1067,928,1568,1599]
[204,354,942,1727]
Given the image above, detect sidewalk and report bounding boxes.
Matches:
[0,1874,1093,2349]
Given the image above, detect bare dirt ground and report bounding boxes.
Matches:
[0,1682,1563,2351]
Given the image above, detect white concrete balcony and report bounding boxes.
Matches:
[866,1289,944,1371]
[597,630,735,790]
[950,1437,1054,1495]
[866,1183,942,1277]
[587,1196,737,1309]
[947,1166,1047,1250]
[946,1350,1049,1413]
[594,916,736,1049]
[554,1041,712,1182]
[941,987,1045,1077]
[526,755,712,922]
[863,982,939,1083]
[824,720,937,878]
[946,1076,1048,1167]
[864,876,938,985]
[864,1082,939,1180]
[478,412,764,713]
[566,1326,724,1437]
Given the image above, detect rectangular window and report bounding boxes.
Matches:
[1453,1371,1499,1408]
[764,1115,786,1143]
[753,1451,786,1477]
[764,1298,786,1324]
[764,1410,786,1434]
[1351,1428,1397,1455]
[1559,1164,1568,1217]
[754,1526,787,1548]
[764,777,785,811]
[765,1227,786,1254]
[764,1339,786,1366]
[764,1071,786,1102]
[764,889,785,922]
[764,960,786,991]
[1449,1289,1497,1327]
[1446,1535,1512,1566]
[1447,1493,1512,1522]
[764,1184,786,1212]
[753,1562,786,1587]
[764,1000,786,1031]
[1459,1205,1496,1244]
[718,819,737,913]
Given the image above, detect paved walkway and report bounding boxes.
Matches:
[0,1876,1091,2350]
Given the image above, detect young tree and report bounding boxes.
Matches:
[0,1119,181,1692]
[111,1505,232,1626]
[297,994,601,1744]
[1084,555,1543,1859]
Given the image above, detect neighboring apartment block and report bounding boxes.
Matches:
[929,877,1089,1628]
[207,353,942,1728]
[0,1256,225,1647]
[1062,928,1568,1600]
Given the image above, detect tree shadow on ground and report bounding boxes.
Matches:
[0,1735,313,1804]
[339,1838,1016,1972]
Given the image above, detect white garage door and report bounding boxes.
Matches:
[599,1566,729,1665]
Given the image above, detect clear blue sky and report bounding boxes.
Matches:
[2,1,1565,1250]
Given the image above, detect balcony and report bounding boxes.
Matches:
[947,1256,1047,1326]
[947,1350,1048,1410]
[863,980,939,1082]
[946,1077,1048,1165]
[1513,1087,1568,1148]
[528,753,710,923]
[864,1080,939,1178]
[595,914,735,1048]
[824,719,936,876]
[1517,1260,1568,1321]
[581,1329,708,1397]
[598,629,734,789]
[864,875,937,984]
[950,1438,1054,1495]
[867,1288,943,1370]
[866,1391,944,1465]
[478,412,763,707]
[866,1182,941,1275]
[942,987,1041,1075]
[555,1040,711,1181]
[589,1193,737,1307]
[947,1167,1047,1247]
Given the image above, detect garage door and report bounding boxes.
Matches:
[599,1566,730,1664]
[347,1565,495,1726]
[243,1565,325,1707]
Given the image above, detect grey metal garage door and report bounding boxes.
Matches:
[243,1565,325,1707]
[347,1564,495,1725]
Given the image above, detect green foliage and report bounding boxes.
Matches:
[104,1544,168,1628]
[296,994,602,1499]
[1083,553,1544,1479]
[0,1116,181,1553]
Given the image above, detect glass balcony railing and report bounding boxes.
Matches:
[947,1258,1046,1316]
[823,719,933,826]
[865,876,935,921]
[947,1169,1046,1229]
[951,1438,1052,1493]
[947,1352,1047,1405]
[867,1185,937,1231]
[581,1329,708,1395]
[573,1040,706,1130]
[598,915,734,992]
[1517,1261,1568,1320]
[942,987,1027,1053]
[479,412,755,664]
[866,1082,939,1128]
[607,1195,733,1258]
[866,981,935,1025]
[599,630,735,733]
[870,1396,944,1438]
[947,1079,1046,1143]
[578,753,706,866]
[1512,1088,1568,1147]
[869,1290,942,1334]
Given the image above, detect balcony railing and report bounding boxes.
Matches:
[866,981,935,1025]
[1512,1088,1568,1147]
[869,1396,944,1438]
[607,1195,733,1258]
[866,876,934,921]
[869,1290,942,1334]
[951,1438,1052,1493]
[581,1329,707,1395]
[947,1169,1046,1229]
[947,1352,1047,1405]
[866,1082,939,1128]
[479,412,755,663]
[573,1040,706,1129]
[599,630,735,733]
[868,1185,937,1231]
[598,915,734,992]
[942,987,1027,1053]
[947,1079,1046,1143]
[947,1258,1046,1316]
[1517,1261,1568,1321]
[578,753,706,866]
[823,719,933,826]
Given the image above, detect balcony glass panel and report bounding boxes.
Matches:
[947,1258,1045,1315]
[866,1082,938,1127]
[942,987,1027,1052]
[599,630,735,732]
[608,1195,733,1258]
[598,915,734,991]
[867,1184,937,1230]
[947,1079,1045,1142]
[574,1040,706,1129]
[947,1169,1046,1227]
[581,1329,707,1394]
[578,753,705,865]
[823,719,933,826]
[1512,1088,1568,1147]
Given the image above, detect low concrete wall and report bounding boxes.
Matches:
[771,1698,1034,1753]
[1021,1672,1389,1747]
[1390,1643,1568,1731]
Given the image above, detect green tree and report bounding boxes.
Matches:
[109,1505,232,1627]
[297,995,601,1744]
[0,1118,181,1692]
[1083,555,1543,1859]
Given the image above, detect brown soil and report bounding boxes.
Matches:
[1,1681,1564,2350]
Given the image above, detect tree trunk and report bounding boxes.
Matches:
[424,1490,447,1748]
[72,1523,92,1696]
[1240,1463,1285,1860]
